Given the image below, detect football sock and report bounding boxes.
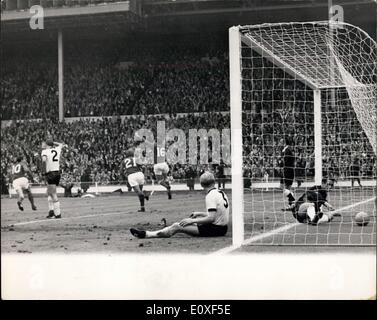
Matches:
[53,201,61,216]
[28,192,35,206]
[288,193,295,204]
[284,189,295,204]
[47,196,54,211]
[138,194,145,207]
[145,225,176,238]
[160,181,169,189]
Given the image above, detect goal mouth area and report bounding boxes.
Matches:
[229,21,377,247]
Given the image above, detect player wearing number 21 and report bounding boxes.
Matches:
[41,140,67,219]
[130,171,229,239]
[120,148,149,212]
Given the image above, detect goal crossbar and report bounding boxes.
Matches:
[239,21,376,90]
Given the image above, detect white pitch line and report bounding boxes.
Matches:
[4,194,204,227]
[8,211,130,227]
[211,196,376,255]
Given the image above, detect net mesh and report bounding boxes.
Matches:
[238,21,376,245]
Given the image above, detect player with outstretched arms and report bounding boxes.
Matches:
[10,154,37,212]
[153,146,172,200]
[41,140,66,219]
[130,171,229,239]
[120,148,149,212]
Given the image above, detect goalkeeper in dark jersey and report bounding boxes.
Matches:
[282,179,339,224]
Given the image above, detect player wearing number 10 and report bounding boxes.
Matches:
[11,155,37,212]
[130,172,229,239]
[41,140,66,219]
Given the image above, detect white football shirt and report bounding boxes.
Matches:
[205,188,229,226]
[41,145,62,173]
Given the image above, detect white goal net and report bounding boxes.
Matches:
[229,21,377,246]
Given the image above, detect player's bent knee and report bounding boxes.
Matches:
[171,222,181,230]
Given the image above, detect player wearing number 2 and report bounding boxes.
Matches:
[120,148,149,212]
[41,139,66,219]
[130,171,229,239]
[11,155,37,211]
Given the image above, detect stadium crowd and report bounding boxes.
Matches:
[1,55,228,120]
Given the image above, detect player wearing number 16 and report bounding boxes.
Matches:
[130,171,229,239]
[41,140,66,219]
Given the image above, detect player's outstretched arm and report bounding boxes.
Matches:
[41,155,47,176]
[22,162,34,182]
[53,142,68,148]
[323,201,335,211]
[7,168,13,184]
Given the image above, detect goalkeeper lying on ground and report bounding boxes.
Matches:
[283,180,339,225]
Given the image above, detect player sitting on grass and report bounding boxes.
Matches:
[130,171,229,239]
[11,155,37,211]
[120,148,149,212]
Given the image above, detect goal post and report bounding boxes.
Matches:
[229,21,377,246]
[313,89,322,186]
[229,26,245,247]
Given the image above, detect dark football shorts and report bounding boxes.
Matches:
[46,171,61,186]
[281,168,294,188]
[197,224,228,237]
[293,212,308,224]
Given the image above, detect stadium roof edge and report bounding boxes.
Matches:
[143,0,373,17]
[1,1,131,22]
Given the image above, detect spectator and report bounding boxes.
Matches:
[185,165,196,191]
[215,161,226,189]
